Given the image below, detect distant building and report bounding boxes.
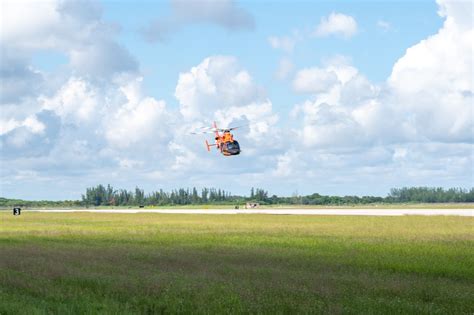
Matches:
[245,202,259,209]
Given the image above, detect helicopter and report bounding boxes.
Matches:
[191,121,244,156]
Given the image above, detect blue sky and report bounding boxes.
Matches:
[1,0,472,199]
[30,0,442,111]
[97,0,442,111]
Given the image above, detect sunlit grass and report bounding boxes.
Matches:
[1,213,473,314]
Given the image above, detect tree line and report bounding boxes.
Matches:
[387,187,474,203]
[1,186,472,208]
[81,185,239,206]
[0,197,81,208]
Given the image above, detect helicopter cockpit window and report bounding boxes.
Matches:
[227,141,240,150]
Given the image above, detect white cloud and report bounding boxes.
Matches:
[268,35,297,53]
[293,67,339,93]
[377,20,391,31]
[142,0,254,42]
[1,109,60,155]
[38,74,173,151]
[0,55,44,104]
[168,141,198,171]
[105,78,171,148]
[0,0,139,160]
[41,78,101,124]
[69,41,137,78]
[1,1,63,50]
[275,58,294,80]
[285,0,472,191]
[22,116,46,134]
[272,151,302,177]
[389,0,473,143]
[0,115,45,136]
[292,101,369,148]
[392,147,407,162]
[292,0,473,150]
[175,56,263,121]
[0,0,145,154]
[214,100,278,142]
[313,12,358,38]
[1,0,137,79]
[436,0,472,29]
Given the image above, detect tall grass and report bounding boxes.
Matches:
[1,213,473,314]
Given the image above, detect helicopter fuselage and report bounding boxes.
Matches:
[219,139,241,156]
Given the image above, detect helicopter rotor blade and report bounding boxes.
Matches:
[189,126,220,135]
[227,123,250,131]
[189,130,216,135]
[210,124,250,132]
[189,122,250,134]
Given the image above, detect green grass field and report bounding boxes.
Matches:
[1,213,473,314]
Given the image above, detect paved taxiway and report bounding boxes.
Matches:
[25,208,473,216]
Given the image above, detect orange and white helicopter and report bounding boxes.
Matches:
[191,121,244,156]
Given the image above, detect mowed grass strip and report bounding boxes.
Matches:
[0,213,473,314]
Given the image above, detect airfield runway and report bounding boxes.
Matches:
[26,208,473,216]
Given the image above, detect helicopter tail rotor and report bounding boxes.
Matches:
[205,140,217,152]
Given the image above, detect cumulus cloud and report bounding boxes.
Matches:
[175,56,264,121]
[272,151,303,178]
[37,74,174,153]
[0,110,60,158]
[69,41,137,78]
[0,54,44,104]
[142,0,255,43]
[41,78,101,124]
[0,0,139,158]
[1,0,137,79]
[0,0,173,196]
[388,0,473,143]
[292,0,473,148]
[3,115,45,136]
[1,0,139,113]
[313,12,358,38]
[283,0,473,188]
[105,78,172,148]
[293,67,339,93]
